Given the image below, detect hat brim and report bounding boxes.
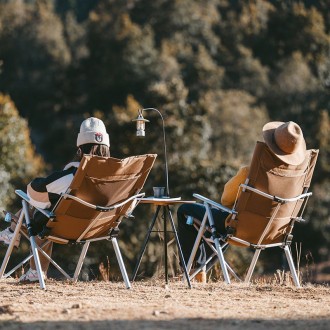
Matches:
[77,131,110,147]
[262,121,307,166]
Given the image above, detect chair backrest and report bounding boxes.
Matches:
[46,154,157,240]
[227,141,318,246]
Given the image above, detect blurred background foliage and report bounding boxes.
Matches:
[0,0,329,281]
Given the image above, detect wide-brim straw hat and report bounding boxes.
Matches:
[262,121,307,165]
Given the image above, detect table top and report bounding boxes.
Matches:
[138,197,196,206]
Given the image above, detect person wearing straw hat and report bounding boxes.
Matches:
[177,121,308,277]
[0,117,110,283]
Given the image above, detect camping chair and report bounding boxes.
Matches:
[187,141,318,287]
[0,154,156,290]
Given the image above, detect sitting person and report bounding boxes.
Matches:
[0,117,110,283]
[177,121,308,268]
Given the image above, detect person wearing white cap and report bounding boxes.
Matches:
[177,121,308,281]
[0,117,110,283]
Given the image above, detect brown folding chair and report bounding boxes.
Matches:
[187,141,318,287]
[0,154,156,289]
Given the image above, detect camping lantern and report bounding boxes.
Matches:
[133,109,149,137]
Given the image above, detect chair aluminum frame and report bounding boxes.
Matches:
[187,186,312,288]
[0,189,145,290]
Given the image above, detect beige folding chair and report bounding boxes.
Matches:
[187,141,318,287]
[0,154,156,289]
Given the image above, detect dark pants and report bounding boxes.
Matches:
[177,203,229,266]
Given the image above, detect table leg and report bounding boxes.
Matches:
[167,206,192,288]
[163,206,168,284]
[131,205,161,281]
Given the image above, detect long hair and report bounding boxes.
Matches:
[74,143,110,162]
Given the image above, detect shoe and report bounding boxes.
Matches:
[0,227,20,248]
[19,268,46,283]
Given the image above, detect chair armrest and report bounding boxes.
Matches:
[61,192,145,212]
[239,185,312,203]
[15,190,54,219]
[193,193,234,214]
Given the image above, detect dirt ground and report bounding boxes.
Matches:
[0,277,329,330]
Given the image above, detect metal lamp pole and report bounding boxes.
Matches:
[133,108,170,197]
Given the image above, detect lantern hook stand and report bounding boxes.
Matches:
[133,108,170,197]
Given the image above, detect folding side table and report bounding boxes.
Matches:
[131,197,195,288]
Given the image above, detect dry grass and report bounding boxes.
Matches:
[0,277,329,330]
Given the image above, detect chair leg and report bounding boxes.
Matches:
[112,238,131,289]
[284,245,301,288]
[73,242,90,282]
[245,248,261,283]
[2,254,33,279]
[205,204,230,284]
[36,244,72,280]
[29,236,46,289]
[202,242,241,282]
[0,211,25,278]
[21,200,46,290]
[213,237,231,284]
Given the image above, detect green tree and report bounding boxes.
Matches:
[0,94,44,212]
[0,0,71,132]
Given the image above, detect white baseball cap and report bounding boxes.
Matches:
[77,117,110,147]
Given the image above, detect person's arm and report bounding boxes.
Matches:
[27,167,77,209]
[220,166,249,208]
